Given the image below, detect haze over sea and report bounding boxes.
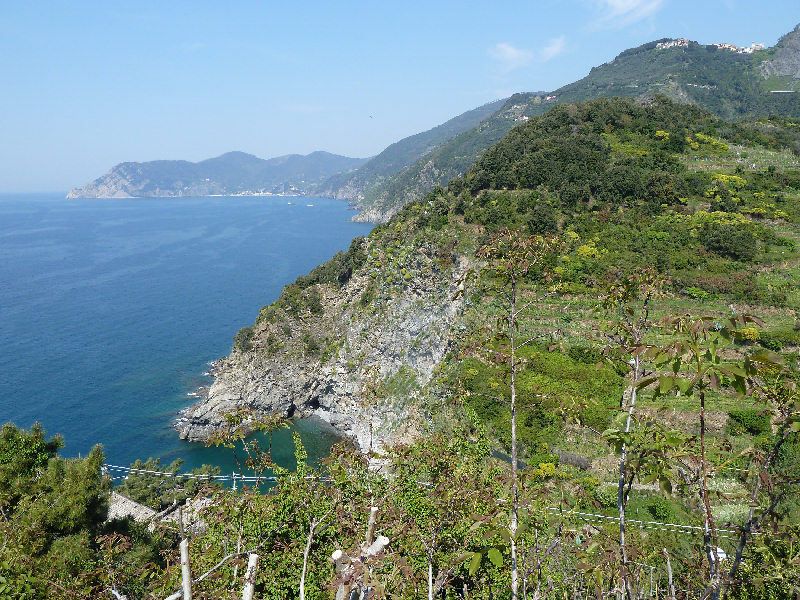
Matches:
[0,193,372,474]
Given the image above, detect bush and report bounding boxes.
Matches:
[727,409,771,436]
[580,402,613,431]
[684,286,712,300]
[277,284,324,318]
[648,495,675,521]
[759,338,783,351]
[567,345,604,364]
[593,485,618,508]
[359,282,377,308]
[700,223,758,262]
[294,236,367,288]
[116,458,221,510]
[759,327,800,350]
[736,327,761,343]
[302,333,321,356]
[524,450,560,469]
[527,201,558,235]
[233,326,254,352]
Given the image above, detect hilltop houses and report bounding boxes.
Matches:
[656,38,765,54]
[713,41,765,54]
[656,38,689,50]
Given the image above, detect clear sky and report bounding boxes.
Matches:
[1,0,798,192]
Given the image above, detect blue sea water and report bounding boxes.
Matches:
[0,193,372,474]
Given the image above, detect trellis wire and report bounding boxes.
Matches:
[103,463,329,483]
[105,463,752,542]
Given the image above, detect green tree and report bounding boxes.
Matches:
[647,314,776,599]
[0,423,110,595]
[475,229,564,600]
[596,267,668,598]
[388,416,497,599]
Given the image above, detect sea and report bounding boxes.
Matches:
[0,192,373,476]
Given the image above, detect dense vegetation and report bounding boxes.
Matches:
[353,26,800,221]
[315,99,507,200]
[4,96,800,598]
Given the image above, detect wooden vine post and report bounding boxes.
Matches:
[332,506,390,600]
[179,506,193,600]
[180,539,193,600]
[242,553,260,600]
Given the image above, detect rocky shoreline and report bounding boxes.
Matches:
[174,253,469,453]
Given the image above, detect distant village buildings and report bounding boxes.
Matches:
[656,38,689,50]
[509,104,532,122]
[655,38,765,54]
[712,41,765,54]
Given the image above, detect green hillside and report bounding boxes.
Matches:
[355,25,800,222]
[313,98,508,208]
[5,97,800,598]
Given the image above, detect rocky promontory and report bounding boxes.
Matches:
[176,238,469,453]
[67,151,367,199]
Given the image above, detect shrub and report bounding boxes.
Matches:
[580,402,613,431]
[115,458,220,511]
[727,409,771,436]
[527,201,558,235]
[302,333,321,356]
[736,327,761,343]
[593,484,618,508]
[684,286,711,300]
[294,236,367,288]
[278,284,324,318]
[759,327,800,350]
[700,223,758,262]
[759,338,783,351]
[359,282,377,308]
[648,495,675,521]
[568,346,605,364]
[233,326,254,352]
[524,450,560,469]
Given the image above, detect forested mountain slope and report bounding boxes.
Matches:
[312,98,508,212]
[7,96,800,599]
[353,24,800,222]
[170,95,800,598]
[185,95,800,457]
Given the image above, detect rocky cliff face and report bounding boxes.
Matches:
[67,161,226,199]
[761,24,800,81]
[66,164,150,198]
[176,246,469,452]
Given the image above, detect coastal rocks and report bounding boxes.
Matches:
[176,254,469,453]
[66,166,138,199]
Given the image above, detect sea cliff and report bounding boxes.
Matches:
[176,245,469,452]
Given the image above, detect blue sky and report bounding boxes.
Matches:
[1,1,798,192]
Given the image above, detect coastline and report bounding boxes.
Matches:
[173,250,469,455]
[65,191,314,199]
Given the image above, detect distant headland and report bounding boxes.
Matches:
[66,151,368,199]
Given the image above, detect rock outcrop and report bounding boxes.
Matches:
[761,24,800,81]
[176,248,469,453]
